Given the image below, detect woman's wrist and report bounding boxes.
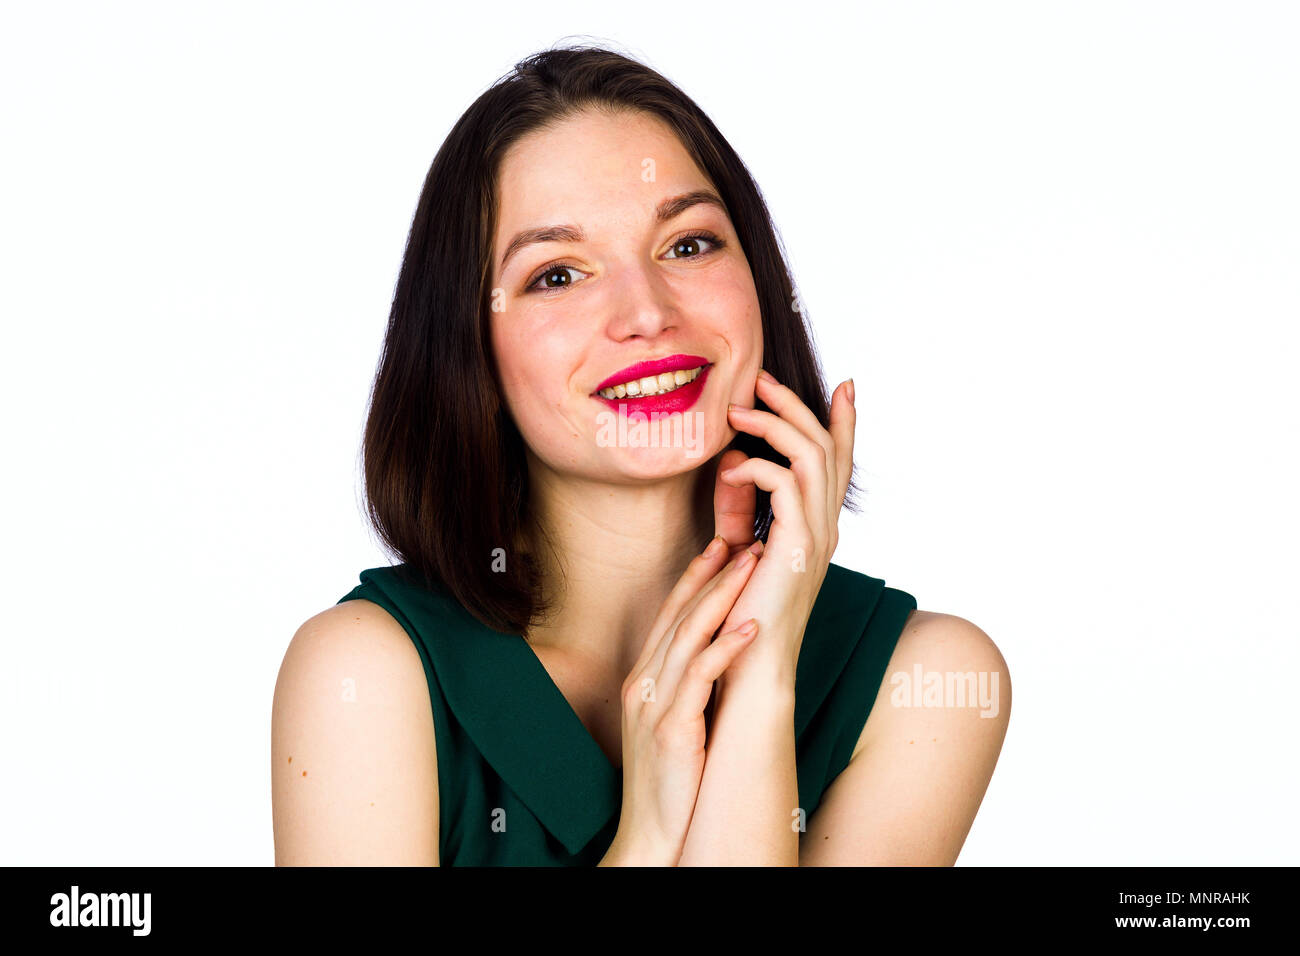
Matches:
[718,633,800,701]
[597,828,677,866]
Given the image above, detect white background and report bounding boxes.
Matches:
[2,1,1296,866]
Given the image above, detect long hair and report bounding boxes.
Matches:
[360,43,860,634]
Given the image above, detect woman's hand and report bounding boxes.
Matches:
[600,534,766,866]
[711,368,857,685]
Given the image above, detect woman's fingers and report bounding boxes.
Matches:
[712,447,756,554]
[752,368,837,512]
[718,455,818,552]
[731,369,856,525]
[643,538,763,684]
[655,539,763,691]
[752,368,825,438]
[630,536,759,692]
[726,402,827,533]
[629,535,731,676]
[662,619,759,728]
[827,379,856,511]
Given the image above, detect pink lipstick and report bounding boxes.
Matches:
[591,353,711,416]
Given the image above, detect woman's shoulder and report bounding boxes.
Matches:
[851,606,1012,763]
[282,598,424,684]
[805,563,1009,763]
[271,598,440,864]
[273,596,438,761]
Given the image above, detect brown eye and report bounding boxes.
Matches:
[664,232,723,260]
[525,263,586,294]
[541,267,575,288]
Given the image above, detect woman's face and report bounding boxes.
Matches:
[487,108,762,482]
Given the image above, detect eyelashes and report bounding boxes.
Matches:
[522,229,727,296]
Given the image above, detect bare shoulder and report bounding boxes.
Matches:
[852,609,1012,761]
[281,599,425,678]
[800,609,1012,865]
[271,599,439,865]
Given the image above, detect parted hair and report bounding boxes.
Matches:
[359,42,860,635]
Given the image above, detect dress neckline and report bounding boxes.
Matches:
[515,636,624,776]
[353,565,624,856]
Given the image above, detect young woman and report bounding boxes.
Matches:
[272,45,1011,866]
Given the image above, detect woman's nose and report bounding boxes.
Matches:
[600,260,682,340]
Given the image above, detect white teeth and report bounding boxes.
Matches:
[600,365,703,400]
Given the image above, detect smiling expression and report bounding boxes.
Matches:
[487,108,763,479]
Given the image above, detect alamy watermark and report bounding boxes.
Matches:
[595,408,706,459]
[889,663,1001,718]
[49,885,151,936]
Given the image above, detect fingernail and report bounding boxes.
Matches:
[719,467,735,481]
[748,539,765,556]
[736,548,756,569]
[736,618,759,637]
[846,378,855,405]
[703,535,725,558]
[757,368,776,383]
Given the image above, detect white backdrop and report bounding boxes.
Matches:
[2,1,1296,866]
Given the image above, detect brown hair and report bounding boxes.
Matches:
[359,42,862,634]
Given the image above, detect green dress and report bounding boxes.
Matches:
[336,560,916,866]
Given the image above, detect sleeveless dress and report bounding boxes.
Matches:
[336,561,917,866]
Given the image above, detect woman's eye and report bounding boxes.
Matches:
[664,234,720,259]
[527,265,586,293]
[524,233,723,295]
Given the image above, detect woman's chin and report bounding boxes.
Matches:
[597,438,722,476]
[589,409,721,459]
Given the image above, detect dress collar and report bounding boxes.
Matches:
[358,560,887,857]
[361,568,621,856]
[796,562,889,738]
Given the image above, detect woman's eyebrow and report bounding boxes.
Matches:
[498,189,727,274]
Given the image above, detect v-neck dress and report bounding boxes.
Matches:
[336,561,916,866]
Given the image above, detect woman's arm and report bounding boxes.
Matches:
[676,370,857,865]
[675,658,799,865]
[271,600,440,865]
[800,611,1011,866]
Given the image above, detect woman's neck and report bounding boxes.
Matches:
[520,449,724,674]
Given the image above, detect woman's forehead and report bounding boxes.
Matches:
[497,112,700,210]
[492,118,718,273]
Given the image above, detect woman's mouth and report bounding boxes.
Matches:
[591,363,712,415]
[596,364,706,400]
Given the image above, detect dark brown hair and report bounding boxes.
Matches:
[359,43,862,635]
